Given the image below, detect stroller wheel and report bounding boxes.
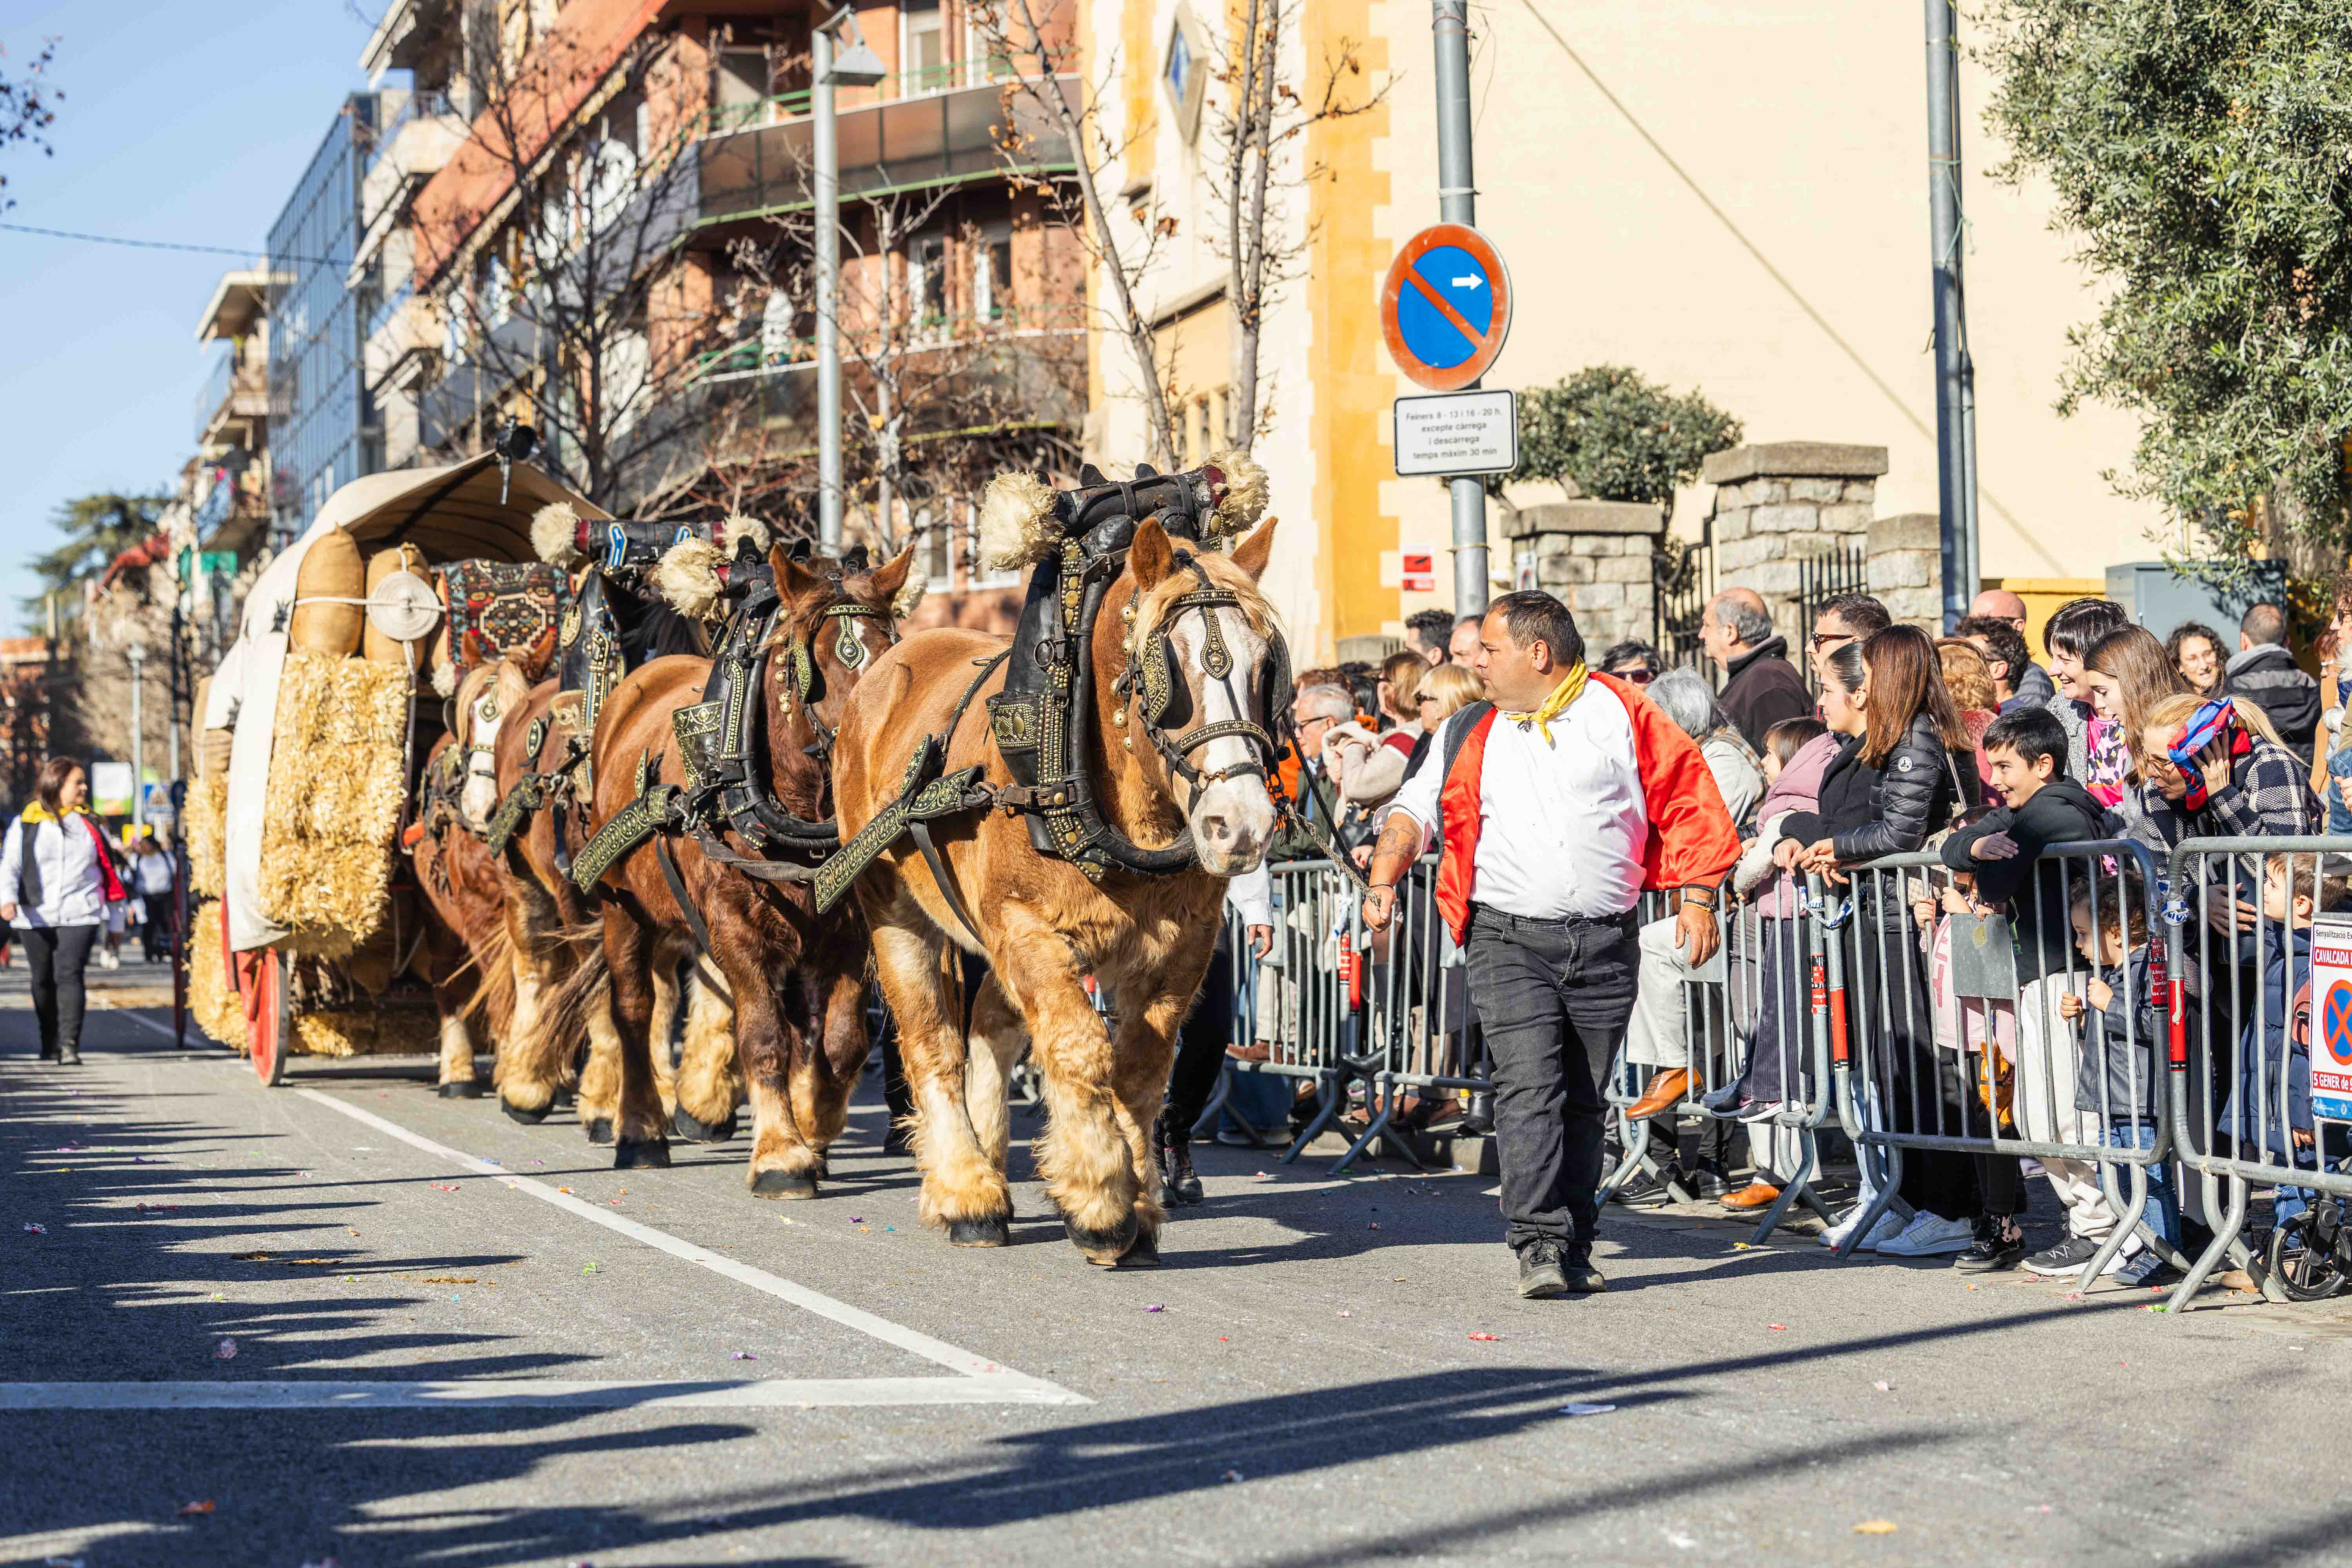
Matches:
[2267,1210,2350,1302]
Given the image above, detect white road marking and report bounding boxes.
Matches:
[293,1088,1086,1406]
[0,1377,1074,1410]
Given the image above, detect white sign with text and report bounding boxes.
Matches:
[1392,388,1517,477]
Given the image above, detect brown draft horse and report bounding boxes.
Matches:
[488,671,732,1139]
[575,543,916,1182]
[407,727,515,1097]
[829,517,1283,1264]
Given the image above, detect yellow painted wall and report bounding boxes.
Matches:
[1307,0,1389,650]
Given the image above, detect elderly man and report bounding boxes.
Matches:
[1365,590,1739,1298]
[1967,588,2055,705]
[1701,587,1813,751]
[1448,616,1483,668]
[1270,682,1353,861]
[1403,608,1456,668]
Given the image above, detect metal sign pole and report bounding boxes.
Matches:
[1432,0,1488,623]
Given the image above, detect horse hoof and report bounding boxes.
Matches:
[1117,1231,1164,1268]
[814,1154,832,1181]
[1068,1215,1140,1266]
[749,1168,819,1200]
[670,1107,739,1143]
[584,1118,614,1145]
[438,1081,483,1100]
[614,1138,672,1170]
[501,1098,550,1125]
[948,1216,1010,1247]
[552,1088,576,1109]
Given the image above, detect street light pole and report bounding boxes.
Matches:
[127,642,145,830]
[1927,0,1980,630]
[1432,0,1488,623]
[812,7,888,556]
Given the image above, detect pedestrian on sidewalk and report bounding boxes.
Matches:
[131,828,176,962]
[0,759,127,1065]
[1365,590,1740,1299]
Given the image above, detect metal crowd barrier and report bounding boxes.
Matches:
[1595,877,1844,1245]
[1815,840,2181,1290]
[2162,837,2352,1310]
[1208,833,2352,1315]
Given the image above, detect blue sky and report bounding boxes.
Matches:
[0,1,380,631]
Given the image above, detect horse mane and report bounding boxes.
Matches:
[1129,540,1281,650]
[450,660,529,745]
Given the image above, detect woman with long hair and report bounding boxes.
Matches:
[1780,627,1993,1258]
[0,758,127,1063]
[2083,625,2190,752]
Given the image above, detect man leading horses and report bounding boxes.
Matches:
[1364,590,1739,1299]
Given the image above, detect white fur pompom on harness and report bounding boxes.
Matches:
[978,470,1061,572]
[720,513,771,556]
[1204,448,1269,541]
[655,536,729,622]
[430,659,457,698]
[530,501,584,566]
[890,572,927,620]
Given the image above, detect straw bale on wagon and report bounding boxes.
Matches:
[254,650,410,956]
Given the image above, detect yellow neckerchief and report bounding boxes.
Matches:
[1499,663,1588,746]
[18,802,84,824]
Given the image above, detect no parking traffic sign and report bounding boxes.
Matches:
[1380,223,1512,391]
[2312,912,2352,1123]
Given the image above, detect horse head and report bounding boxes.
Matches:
[1117,515,1286,876]
[760,540,920,809]
[452,659,534,832]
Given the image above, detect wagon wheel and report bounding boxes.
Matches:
[249,949,290,1087]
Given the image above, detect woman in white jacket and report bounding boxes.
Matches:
[0,759,125,1063]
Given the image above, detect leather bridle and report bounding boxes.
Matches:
[1115,556,1286,807]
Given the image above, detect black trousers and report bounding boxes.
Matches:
[22,924,97,1056]
[1163,939,1240,1135]
[141,893,173,959]
[1465,905,1640,1250]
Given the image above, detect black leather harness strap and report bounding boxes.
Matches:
[651,832,738,1008]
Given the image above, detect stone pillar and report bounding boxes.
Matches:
[1699,442,1889,644]
[1867,513,1942,631]
[1499,499,1666,656]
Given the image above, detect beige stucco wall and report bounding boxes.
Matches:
[1089,0,2161,662]
[1366,0,2164,645]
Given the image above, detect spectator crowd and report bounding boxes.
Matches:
[1229,579,2352,1299]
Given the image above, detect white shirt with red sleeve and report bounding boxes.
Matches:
[1383,681,1649,920]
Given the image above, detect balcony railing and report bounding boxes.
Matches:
[702,57,1025,137]
[195,352,233,442]
[366,87,457,176]
[697,71,1077,229]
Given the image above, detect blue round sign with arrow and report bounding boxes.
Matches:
[1381,223,1512,392]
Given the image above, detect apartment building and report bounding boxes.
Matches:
[355,0,1087,622]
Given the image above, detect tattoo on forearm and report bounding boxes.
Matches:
[1370,814,1422,880]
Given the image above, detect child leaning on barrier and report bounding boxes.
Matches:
[2223,853,2352,1232]
[1936,706,2113,1274]
[2055,878,2186,1283]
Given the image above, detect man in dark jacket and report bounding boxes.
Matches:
[1702,587,1812,751]
[2224,602,2320,763]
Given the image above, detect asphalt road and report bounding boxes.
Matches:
[4,1001,2351,1567]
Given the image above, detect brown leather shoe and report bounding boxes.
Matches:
[1225,1042,1272,1064]
[1624,1068,1691,1121]
[1720,1180,1782,1212]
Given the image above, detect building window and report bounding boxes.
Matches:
[904,0,946,91]
[922,507,952,591]
[1162,5,1208,143]
[973,226,1012,324]
[1163,25,1191,110]
[909,233,949,341]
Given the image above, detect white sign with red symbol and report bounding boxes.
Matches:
[2310,912,2352,1123]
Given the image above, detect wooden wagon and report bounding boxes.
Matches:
[184,453,606,1083]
